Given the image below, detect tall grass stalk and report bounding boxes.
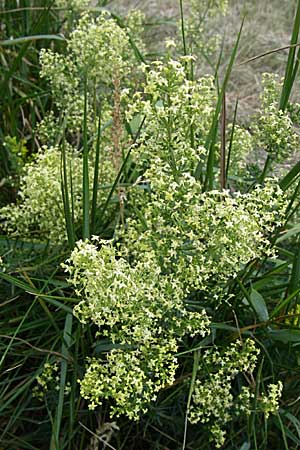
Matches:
[91,108,102,235]
[82,74,90,240]
[196,19,243,189]
[280,0,300,110]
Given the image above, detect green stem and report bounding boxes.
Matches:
[82,73,90,240]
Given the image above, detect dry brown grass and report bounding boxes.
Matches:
[216,0,298,119]
[109,0,298,119]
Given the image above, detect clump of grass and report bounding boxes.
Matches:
[2,1,300,449]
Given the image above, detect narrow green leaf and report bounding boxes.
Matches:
[61,140,76,249]
[249,289,269,322]
[0,34,65,46]
[51,313,73,450]
[110,12,146,64]
[288,240,300,296]
[1,1,57,100]
[283,411,300,440]
[0,272,76,311]
[275,412,290,450]
[279,161,300,191]
[269,328,300,343]
[182,350,200,450]
[276,224,300,243]
[91,107,102,234]
[239,443,250,450]
[179,0,187,57]
[82,73,90,240]
[0,298,36,370]
[249,357,264,447]
[226,99,239,181]
[198,19,244,190]
[280,0,300,110]
[264,287,300,319]
[220,92,226,189]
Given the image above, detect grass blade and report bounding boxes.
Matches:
[196,19,244,190]
[82,73,90,240]
[91,107,102,234]
[50,313,73,450]
[182,350,200,450]
[280,0,300,110]
[249,289,269,322]
[0,34,65,46]
[225,98,239,181]
[220,92,226,189]
[61,140,76,249]
[280,161,300,191]
[179,0,187,57]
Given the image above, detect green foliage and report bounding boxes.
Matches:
[183,0,229,63]
[0,146,82,242]
[252,73,299,161]
[189,339,282,448]
[64,239,209,418]
[2,1,300,449]
[63,45,287,443]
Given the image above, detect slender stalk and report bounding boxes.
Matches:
[82,73,90,240]
[91,105,102,235]
[199,19,244,190]
[182,350,200,450]
[258,154,272,184]
[179,0,187,57]
[97,116,146,230]
[225,99,239,180]
[50,313,73,450]
[220,92,226,189]
[61,139,75,249]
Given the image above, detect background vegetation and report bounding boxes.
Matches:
[1,1,300,449]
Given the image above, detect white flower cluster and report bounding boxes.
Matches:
[122,59,287,298]
[79,345,179,419]
[260,381,283,419]
[64,239,210,418]
[32,362,59,401]
[183,0,229,62]
[32,361,71,400]
[252,73,298,160]
[0,12,141,243]
[227,124,253,177]
[0,141,118,243]
[62,55,286,425]
[68,12,130,80]
[39,10,142,135]
[125,176,285,299]
[189,339,282,448]
[0,146,83,243]
[125,57,216,175]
